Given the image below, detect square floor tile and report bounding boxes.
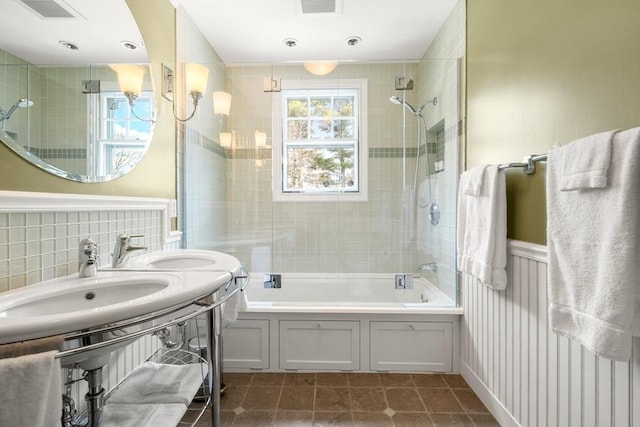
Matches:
[242,386,282,410]
[315,387,351,411]
[349,387,387,412]
[385,387,426,412]
[418,388,465,413]
[279,386,315,411]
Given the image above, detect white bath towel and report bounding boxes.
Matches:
[556,129,616,191]
[101,403,187,427]
[222,290,241,323]
[456,165,507,290]
[107,361,207,406]
[239,288,249,312]
[547,126,640,361]
[462,165,487,196]
[0,350,62,427]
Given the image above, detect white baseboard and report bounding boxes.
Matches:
[461,362,520,427]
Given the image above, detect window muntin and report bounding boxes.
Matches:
[281,87,362,195]
[95,91,153,176]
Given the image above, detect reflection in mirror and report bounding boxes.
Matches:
[0,57,155,182]
[0,0,153,183]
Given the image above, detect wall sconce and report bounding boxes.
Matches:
[303,61,338,76]
[110,64,154,122]
[173,63,209,122]
[213,91,232,116]
[219,132,232,148]
[254,130,268,147]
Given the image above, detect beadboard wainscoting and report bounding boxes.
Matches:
[461,240,640,427]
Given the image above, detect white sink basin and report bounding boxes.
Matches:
[0,269,232,344]
[125,249,242,273]
[4,277,169,317]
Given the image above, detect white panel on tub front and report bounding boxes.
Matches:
[279,320,360,370]
[369,321,453,372]
[222,319,269,369]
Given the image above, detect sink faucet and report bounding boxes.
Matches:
[79,238,98,277]
[112,233,147,268]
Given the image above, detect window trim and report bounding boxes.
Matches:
[272,78,368,202]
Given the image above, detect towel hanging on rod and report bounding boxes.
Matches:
[498,153,548,175]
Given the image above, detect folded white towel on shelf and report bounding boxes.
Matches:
[456,164,508,290]
[101,403,187,427]
[547,126,640,361]
[556,129,616,191]
[107,361,207,406]
[0,350,61,427]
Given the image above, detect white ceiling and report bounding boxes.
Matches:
[175,0,458,65]
[0,0,148,65]
[0,0,457,66]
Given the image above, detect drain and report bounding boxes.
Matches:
[84,291,96,300]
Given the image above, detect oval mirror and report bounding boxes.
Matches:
[0,0,154,183]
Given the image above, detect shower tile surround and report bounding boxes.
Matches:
[178,0,465,303]
[179,10,464,298]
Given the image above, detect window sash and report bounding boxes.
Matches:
[281,87,360,194]
[273,79,368,202]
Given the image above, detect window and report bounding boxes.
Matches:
[92,89,153,177]
[273,79,367,201]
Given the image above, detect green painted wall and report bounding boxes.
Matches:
[467,0,640,244]
[0,0,177,199]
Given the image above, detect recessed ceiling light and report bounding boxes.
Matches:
[59,40,78,50]
[346,36,361,47]
[283,38,298,48]
[121,41,139,50]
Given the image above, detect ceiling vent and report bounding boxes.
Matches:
[18,0,78,18]
[300,0,336,14]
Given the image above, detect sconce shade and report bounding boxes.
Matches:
[303,61,338,76]
[220,132,232,148]
[255,130,267,147]
[186,63,209,95]
[213,91,232,116]
[110,64,146,95]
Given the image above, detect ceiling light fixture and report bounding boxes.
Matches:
[303,61,338,76]
[283,38,298,48]
[120,41,139,50]
[345,36,361,46]
[59,40,78,51]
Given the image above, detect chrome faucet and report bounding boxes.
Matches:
[112,233,147,268]
[79,238,98,277]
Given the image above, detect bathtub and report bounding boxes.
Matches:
[224,273,462,373]
[242,273,459,314]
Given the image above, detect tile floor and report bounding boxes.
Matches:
[181,372,500,426]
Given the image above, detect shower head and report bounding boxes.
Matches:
[0,99,34,122]
[389,95,420,116]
